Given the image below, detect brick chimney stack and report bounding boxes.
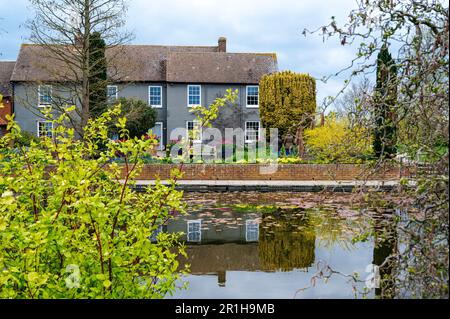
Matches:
[218,37,227,52]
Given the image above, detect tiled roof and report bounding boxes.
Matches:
[0,61,15,96]
[11,43,278,84]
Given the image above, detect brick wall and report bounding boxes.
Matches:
[122,164,409,181]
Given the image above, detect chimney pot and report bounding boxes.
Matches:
[218,37,227,52]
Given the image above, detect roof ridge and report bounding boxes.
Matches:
[167,51,277,55]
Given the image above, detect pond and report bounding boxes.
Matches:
[164,192,399,299]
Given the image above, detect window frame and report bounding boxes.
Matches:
[246,85,259,108]
[187,220,202,243]
[187,84,201,108]
[38,85,52,107]
[37,121,54,138]
[245,121,261,143]
[107,85,118,103]
[148,85,163,108]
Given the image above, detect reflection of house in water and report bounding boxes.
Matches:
[166,210,316,287]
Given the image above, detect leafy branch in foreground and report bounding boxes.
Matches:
[0,105,187,298]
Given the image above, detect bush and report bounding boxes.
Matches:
[260,71,317,138]
[304,115,373,163]
[0,106,187,298]
[109,98,157,139]
[14,130,39,147]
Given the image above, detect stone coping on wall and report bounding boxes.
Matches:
[120,163,410,181]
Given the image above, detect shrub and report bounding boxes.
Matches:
[259,71,317,138]
[304,115,373,163]
[14,130,40,147]
[0,106,187,299]
[109,97,157,139]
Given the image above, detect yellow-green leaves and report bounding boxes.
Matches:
[0,105,187,299]
[304,115,373,163]
[260,71,317,137]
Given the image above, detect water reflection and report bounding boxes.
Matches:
[161,192,380,298]
[372,212,398,299]
[259,211,315,271]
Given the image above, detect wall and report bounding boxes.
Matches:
[13,82,262,144]
[12,83,73,135]
[166,83,260,143]
[118,82,167,145]
[123,164,408,181]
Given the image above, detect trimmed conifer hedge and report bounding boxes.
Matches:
[259,71,317,137]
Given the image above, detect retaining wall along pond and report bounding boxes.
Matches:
[120,164,410,181]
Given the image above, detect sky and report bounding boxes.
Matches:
[0,0,361,106]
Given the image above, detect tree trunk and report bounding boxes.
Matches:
[81,0,91,134]
[296,126,305,158]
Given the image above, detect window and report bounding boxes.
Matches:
[37,121,53,138]
[187,220,201,242]
[186,120,202,142]
[246,86,259,108]
[245,121,260,143]
[149,86,162,108]
[246,220,259,242]
[38,85,52,106]
[151,122,164,150]
[107,85,118,103]
[187,85,201,107]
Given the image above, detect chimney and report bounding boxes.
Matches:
[218,37,227,52]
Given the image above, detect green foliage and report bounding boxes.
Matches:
[304,115,373,163]
[110,98,157,139]
[373,45,398,158]
[259,71,317,138]
[13,130,40,147]
[88,32,108,119]
[0,106,188,298]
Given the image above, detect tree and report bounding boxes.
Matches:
[88,32,108,119]
[0,106,187,298]
[335,79,373,127]
[109,98,157,139]
[259,71,317,156]
[373,45,398,158]
[304,0,448,298]
[26,0,133,137]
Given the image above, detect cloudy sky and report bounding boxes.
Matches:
[0,0,360,105]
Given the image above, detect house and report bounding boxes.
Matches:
[0,61,15,137]
[3,37,278,148]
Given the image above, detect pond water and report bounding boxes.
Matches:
[165,192,398,299]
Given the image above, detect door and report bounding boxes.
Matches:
[151,122,164,151]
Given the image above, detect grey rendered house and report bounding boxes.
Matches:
[3,37,278,149]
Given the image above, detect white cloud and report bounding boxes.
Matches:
[1,0,362,101]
